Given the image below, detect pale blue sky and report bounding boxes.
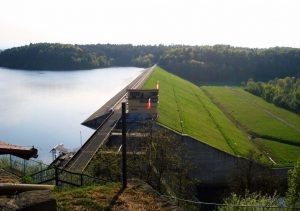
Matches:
[1,0,300,49]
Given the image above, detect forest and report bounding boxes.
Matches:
[244,77,300,113]
[0,43,112,70]
[0,43,300,83]
[159,45,300,83]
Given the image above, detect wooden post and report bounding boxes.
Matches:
[122,102,127,189]
[55,167,59,186]
[23,159,26,175]
[9,154,12,169]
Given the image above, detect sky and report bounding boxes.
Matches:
[1,0,300,49]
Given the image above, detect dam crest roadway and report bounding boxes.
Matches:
[60,65,156,172]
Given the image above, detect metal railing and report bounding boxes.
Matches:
[0,154,109,188]
[30,166,110,187]
[0,154,48,176]
[162,195,297,211]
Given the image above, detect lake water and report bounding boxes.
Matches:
[0,67,143,163]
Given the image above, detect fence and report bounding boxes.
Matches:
[30,166,110,187]
[163,195,297,211]
[0,154,48,176]
[0,154,110,188]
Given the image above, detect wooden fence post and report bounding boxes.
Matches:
[122,102,127,189]
[55,167,59,186]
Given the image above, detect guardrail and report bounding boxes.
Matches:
[63,110,115,170]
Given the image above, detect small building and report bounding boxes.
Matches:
[126,89,159,127]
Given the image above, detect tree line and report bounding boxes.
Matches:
[244,77,300,113]
[1,43,300,83]
[0,43,112,70]
[159,45,300,83]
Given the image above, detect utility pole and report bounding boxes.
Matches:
[122,102,127,189]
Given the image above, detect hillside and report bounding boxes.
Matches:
[202,86,300,166]
[0,43,111,70]
[144,66,300,166]
[1,43,300,83]
[55,180,179,211]
[159,45,300,83]
[143,66,260,158]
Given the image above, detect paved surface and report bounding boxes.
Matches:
[82,65,156,126]
[64,65,156,172]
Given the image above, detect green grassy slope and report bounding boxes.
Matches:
[143,67,259,157]
[202,86,300,144]
[234,87,300,129]
[255,138,300,167]
[202,86,300,166]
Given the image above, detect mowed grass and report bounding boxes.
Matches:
[143,67,260,157]
[202,86,300,145]
[233,87,300,129]
[255,138,300,167]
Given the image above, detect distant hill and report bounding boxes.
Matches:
[1,43,300,83]
[159,45,300,83]
[0,43,165,70]
[0,43,111,70]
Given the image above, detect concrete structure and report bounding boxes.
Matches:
[82,65,156,130]
[108,122,290,187]
[127,89,159,127]
[155,123,290,187]
[0,141,38,160]
[62,65,156,172]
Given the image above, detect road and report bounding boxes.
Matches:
[82,65,156,127]
[64,65,156,172]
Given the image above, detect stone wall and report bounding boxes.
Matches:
[155,123,290,186]
[106,122,290,186]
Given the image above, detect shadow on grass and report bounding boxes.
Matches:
[106,186,126,210]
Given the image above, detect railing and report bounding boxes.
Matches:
[63,110,115,170]
[0,154,48,176]
[30,166,110,187]
[0,154,109,187]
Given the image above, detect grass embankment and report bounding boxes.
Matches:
[143,67,260,158]
[55,183,118,210]
[255,138,300,166]
[202,86,300,166]
[55,181,174,211]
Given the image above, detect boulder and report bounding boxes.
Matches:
[0,190,57,211]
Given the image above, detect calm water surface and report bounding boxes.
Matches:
[0,67,143,163]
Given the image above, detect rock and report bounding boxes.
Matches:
[0,190,57,211]
[0,195,19,210]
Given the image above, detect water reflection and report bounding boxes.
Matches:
[0,67,143,163]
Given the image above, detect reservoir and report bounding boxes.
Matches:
[0,67,143,163]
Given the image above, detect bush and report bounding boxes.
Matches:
[287,157,300,208]
[21,174,33,184]
[221,190,279,210]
